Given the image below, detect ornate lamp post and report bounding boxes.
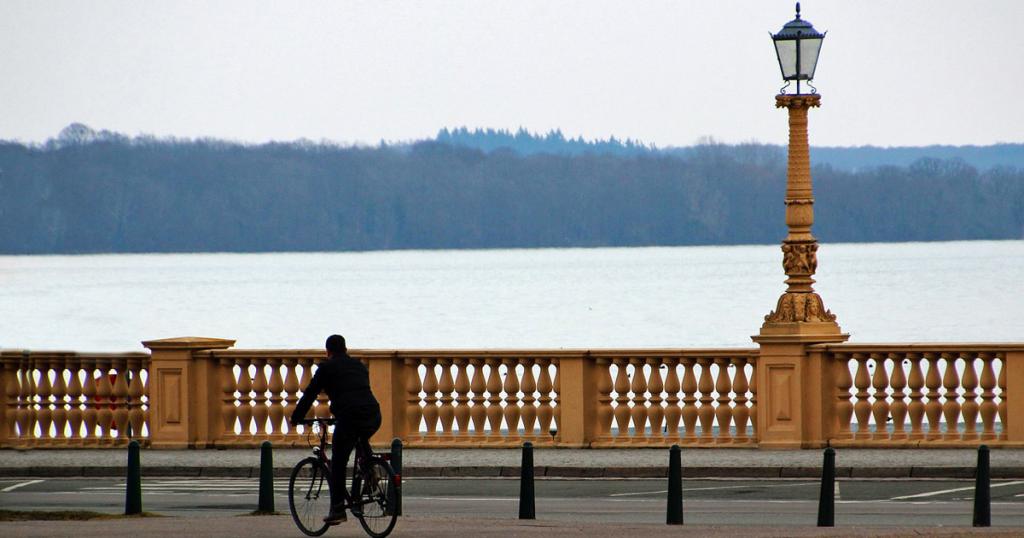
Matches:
[753,3,846,449]
[759,3,844,339]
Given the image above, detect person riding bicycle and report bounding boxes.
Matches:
[291,334,382,525]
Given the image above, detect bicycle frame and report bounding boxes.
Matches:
[303,418,397,511]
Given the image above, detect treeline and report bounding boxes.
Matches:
[0,128,1021,254]
[436,127,654,157]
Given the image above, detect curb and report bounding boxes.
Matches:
[3,465,1023,479]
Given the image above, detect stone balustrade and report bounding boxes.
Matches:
[819,344,1024,447]
[589,351,758,446]
[0,350,150,447]
[2,339,1023,449]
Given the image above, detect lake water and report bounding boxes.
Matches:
[1,240,1021,352]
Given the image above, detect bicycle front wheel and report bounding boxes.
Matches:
[355,458,399,538]
[289,457,332,537]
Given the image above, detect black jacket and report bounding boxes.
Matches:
[291,353,380,422]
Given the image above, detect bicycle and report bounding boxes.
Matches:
[289,418,400,538]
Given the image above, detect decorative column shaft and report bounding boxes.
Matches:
[762,94,839,329]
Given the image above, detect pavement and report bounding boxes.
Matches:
[2,514,1023,538]
[3,446,1024,479]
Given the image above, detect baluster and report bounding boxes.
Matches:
[888,353,908,441]
[282,358,300,442]
[536,358,554,444]
[141,360,152,439]
[421,359,440,439]
[66,358,84,445]
[696,358,715,443]
[50,358,69,445]
[502,358,521,442]
[749,358,758,440]
[267,358,285,440]
[35,361,53,442]
[852,354,871,440]
[469,358,487,442]
[940,352,962,441]
[731,357,750,443]
[923,353,943,441]
[906,353,926,440]
[595,357,614,441]
[552,358,561,442]
[437,358,456,441]
[612,358,631,441]
[714,358,733,443]
[998,353,1007,442]
[95,359,114,444]
[112,357,131,445]
[5,358,23,443]
[870,353,890,441]
[453,358,472,441]
[646,358,664,444]
[485,358,503,442]
[236,359,254,438]
[680,357,699,442]
[15,355,32,446]
[663,358,681,440]
[313,357,331,422]
[127,358,145,442]
[834,353,854,441]
[960,353,980,441]
[219,358,239,443]
[628,358,648,443]
[251,359,270,439]
[979,353,998,441]
[18,357,36,445]
[80,357,97,444]
[404,358,423,443]
[519,358,538,442]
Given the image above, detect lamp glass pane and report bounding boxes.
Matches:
[799,38,823,79]
[774,40,797,79]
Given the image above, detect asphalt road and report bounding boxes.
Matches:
[3,477,1024,528]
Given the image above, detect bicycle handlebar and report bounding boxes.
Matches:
[295,417,337,426]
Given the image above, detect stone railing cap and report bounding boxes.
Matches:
[142,336,236,351]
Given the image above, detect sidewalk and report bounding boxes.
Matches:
[3,447,1024,479]
[1,514,1022,538]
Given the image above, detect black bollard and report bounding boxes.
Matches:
[391,438,403,516]
[974,445,991,527]
[125,440,142,515]
[817,447,835,527]
[519,442,535,520]
[667,444,683,525]
[258,441,275,513]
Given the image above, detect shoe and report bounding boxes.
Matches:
[323,508,347,525]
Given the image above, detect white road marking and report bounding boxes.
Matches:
[609,481,817,497]
[889,480,1024,500]
[1,479,44,492]
[405,496,518,501]
[834,481,841,500]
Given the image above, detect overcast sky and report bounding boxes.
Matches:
[2,1,1022,148]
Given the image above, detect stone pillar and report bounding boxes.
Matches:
[359,350,406,447]
[753,94,848,449]
[0,353,15,447]
[554,352,596,447]
[142,337,235,448]
[1004,350,1024,442]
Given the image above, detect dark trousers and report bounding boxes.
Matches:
[331,405,382,508]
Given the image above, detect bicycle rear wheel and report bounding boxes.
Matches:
[355,458,399,538]
[289,457,332,537]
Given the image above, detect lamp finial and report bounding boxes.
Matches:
[795,2,801,19]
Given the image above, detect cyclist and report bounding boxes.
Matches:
[291,334,382,525]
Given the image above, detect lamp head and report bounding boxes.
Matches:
[772,2,826,94]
